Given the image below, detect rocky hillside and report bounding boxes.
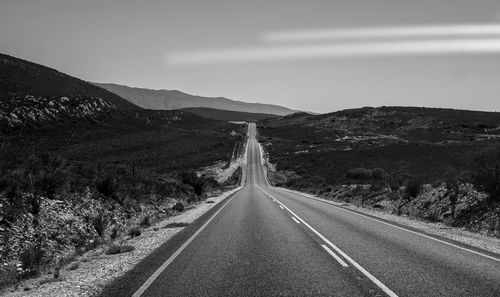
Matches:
[258,106,500,237]
[0,95,118,130]
[0,54,138,111]
[94,82,297,116]
[0,53,141,131]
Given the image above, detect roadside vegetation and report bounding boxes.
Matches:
[0,122,246,291]
[258,107,500,238]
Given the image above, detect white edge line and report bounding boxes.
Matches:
[321,244,349,267]
[132,188,242,297]
[258,186,399,297]
[291,216,301,224]
[279,205,284,209]
[275,187,500,263]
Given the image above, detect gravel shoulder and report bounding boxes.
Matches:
[2,187,242,297]
[276,187,500,255]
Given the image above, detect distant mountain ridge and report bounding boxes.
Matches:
[94,82,297,116]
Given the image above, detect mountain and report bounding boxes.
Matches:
[93,82,297,116]
[0,54,138,111]
[180,107,278,122]
[0,53,141,130]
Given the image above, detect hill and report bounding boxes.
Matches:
[0,53,142,131]
[258,106,500,237]
[180,107,278,122]
[94,82,297,116]
[0,53,138,112]
[259,106,500,183]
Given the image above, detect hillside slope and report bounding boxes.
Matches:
[94,82,297,116]
[258,106,500,237]
[0,53,141,130]
[0,54,138,111]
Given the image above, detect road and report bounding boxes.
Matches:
[101,123,500,297]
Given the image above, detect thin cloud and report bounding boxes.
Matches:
[263,23,500,42]
[166,39,500,65]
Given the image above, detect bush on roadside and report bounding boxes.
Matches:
[404,178,422,199]
[91,213,107,237]
[127,226,141,238]
[180,172,204,196]
[139,215,151,228]
[470,147,500,205]
[105,244,135,255]
[163,222,189,228]
[66,262,80,271]
[96,176,117,198]
[372,168,389,180]
[345,168,373,181]
[172,202,185,212]
[19,244,44,276]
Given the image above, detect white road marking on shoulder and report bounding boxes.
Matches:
[321,244,349,267]
[291,216,300,224]
[131,189,242,297]
[279,205,284,210]
[258,186,398,297]
[276,187,500,263]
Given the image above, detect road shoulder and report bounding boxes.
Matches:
[274,186,500,256]
[2,187,242,297]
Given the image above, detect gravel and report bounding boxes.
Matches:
[2,187,242,297]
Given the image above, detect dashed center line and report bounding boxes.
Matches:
[258,186,399,297]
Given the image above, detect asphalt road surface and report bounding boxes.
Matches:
[101,123,500,297]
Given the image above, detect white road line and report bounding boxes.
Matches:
[275,187,500,263]
[279,205,284,210]
[321,244,349,267]
[131,189,242,297]
[258,186,398,297]
[291,216,300,224]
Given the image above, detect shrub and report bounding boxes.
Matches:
[372,168,389,180]
[110,227,120,240]
[404,178,422,199]
[345,168,373,181]
[0,264,19,289]
[180,172,204,196]
[66,262,80,271]
[172,202,185,212]
[139,216,151,228]
[106,244,135,255]
[53,267,61,279]
[128,226,141,238]
[92,213,107,237]
[96,176,116,197]
[26,154,70,198]
[470,148,500,205]
[19,244,44,276]
[163,222,189,228]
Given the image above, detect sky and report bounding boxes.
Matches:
[1,0,500,113]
